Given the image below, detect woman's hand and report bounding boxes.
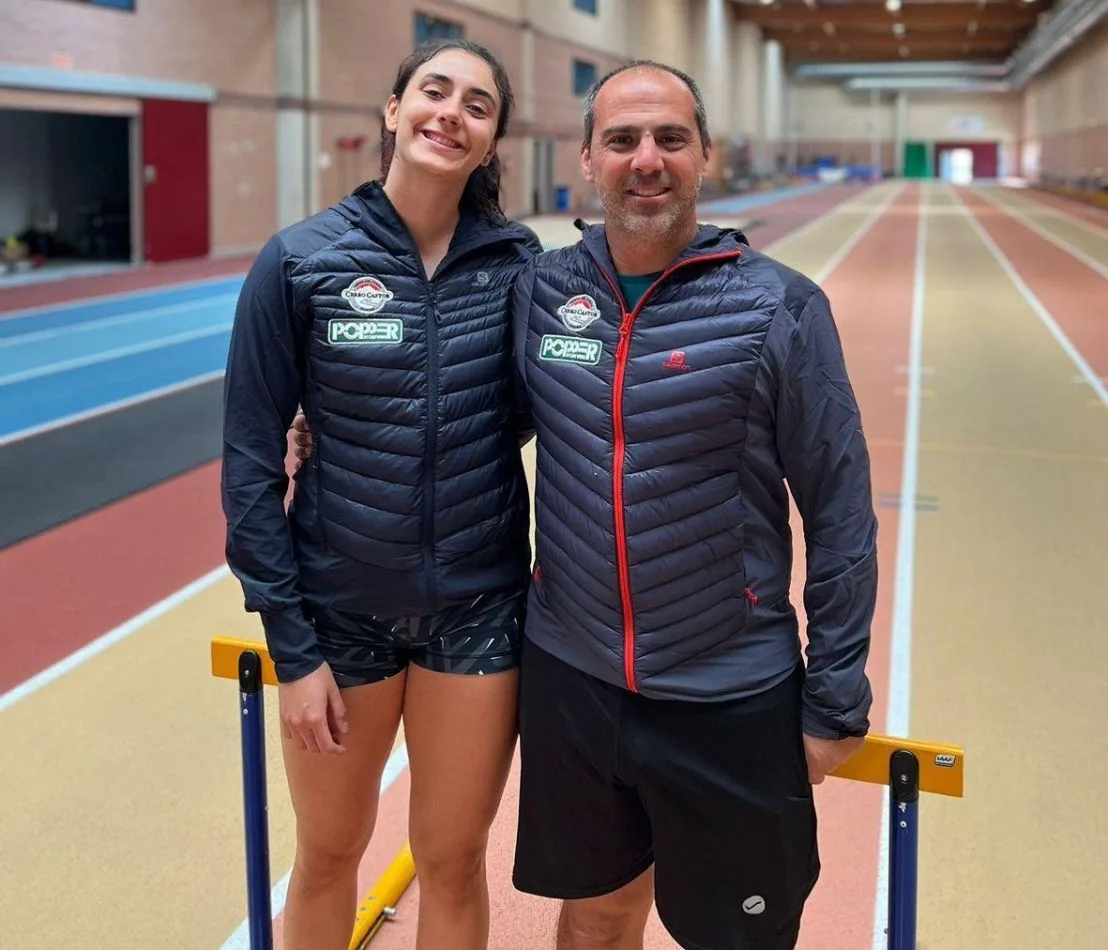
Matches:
[278,662,348,755]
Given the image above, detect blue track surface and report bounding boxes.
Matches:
[0,183,828,443]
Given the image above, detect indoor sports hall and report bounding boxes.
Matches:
[1,2,1105,949]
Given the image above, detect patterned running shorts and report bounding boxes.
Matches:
[305,587,525,688]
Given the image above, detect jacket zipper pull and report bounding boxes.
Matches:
[744,587,759,605]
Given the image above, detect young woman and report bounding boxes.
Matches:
[221,40,540,950]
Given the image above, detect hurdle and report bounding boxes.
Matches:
[211,635,963,950]
[211,637,416,950]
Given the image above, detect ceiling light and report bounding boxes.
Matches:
[892,22,906,37]
[967,20,978,35]
[886,0,902,13]
[823,22,835,36]
[899,45,910,57]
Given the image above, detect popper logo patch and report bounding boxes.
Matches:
[327,318,403,345]
[341,276,394,314]
[539,334,602,366]
[557,294,601,332]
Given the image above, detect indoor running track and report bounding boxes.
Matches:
[1,180,1106,949]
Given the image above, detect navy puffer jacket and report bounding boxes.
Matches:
[222,181,541,682]
[513,221,877,739]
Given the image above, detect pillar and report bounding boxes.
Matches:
[761,38,784,174]
[894,90,908,177]
[276,0,319,227]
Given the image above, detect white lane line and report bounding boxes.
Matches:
[1020,191,1108,239]
[765,182,903,259]
[954,190,1108,409]
[976,189,1108,282]
[0,370,226,448]
[0,565,230,713]
[0,294,238,348]
[0,273,244,321]
[0,322,231,386]
[872,182,928,950]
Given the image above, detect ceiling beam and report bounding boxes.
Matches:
[771,32,1016,52]
[766,21,1037,39]
[736,4,1043,32]
[783,46,1009,63]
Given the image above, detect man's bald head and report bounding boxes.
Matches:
[582,60,711,155]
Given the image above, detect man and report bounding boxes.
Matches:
[506,61,877,950]
[296,60,877,950]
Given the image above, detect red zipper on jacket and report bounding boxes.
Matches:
[596,249,742,692]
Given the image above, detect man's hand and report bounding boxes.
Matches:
[291,411,313,462]
[278,662,348,755]
[803,734,864,785]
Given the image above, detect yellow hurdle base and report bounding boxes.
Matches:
[348,843,417,949]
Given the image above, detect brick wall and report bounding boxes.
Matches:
[6,0,275,95]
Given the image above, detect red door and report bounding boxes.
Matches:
[142,98,210,262]
[935,141,999,180]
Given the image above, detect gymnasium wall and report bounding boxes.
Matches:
[464,0,524,18]
[905,92,1021,144]
[1021,23,1108,182]
[784,81,896,171]
[527,0,635,59]
[3,0,279,256]
[315,0,527,212]
[785,80,1021,175]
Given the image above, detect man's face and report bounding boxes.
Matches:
[581,68,709,241]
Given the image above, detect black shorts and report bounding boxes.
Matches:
[512,637,820,950]
[304,586,525,688]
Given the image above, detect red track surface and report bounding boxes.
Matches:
[0,462,225,693]
[0,255,254,315]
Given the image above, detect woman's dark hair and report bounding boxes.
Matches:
[380,39,514,224]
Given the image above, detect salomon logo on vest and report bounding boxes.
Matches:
[327,319,403,344]
[539,334,602,366]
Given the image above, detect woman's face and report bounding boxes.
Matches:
[385,49,501,183]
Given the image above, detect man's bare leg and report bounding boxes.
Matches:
[555,867,655,950]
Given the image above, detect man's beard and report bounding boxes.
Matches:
[596,174,701,238]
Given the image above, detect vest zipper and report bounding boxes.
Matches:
[596,249,742,693]
[424,284,440,607]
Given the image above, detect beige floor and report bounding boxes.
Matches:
[910,187,1108,949]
